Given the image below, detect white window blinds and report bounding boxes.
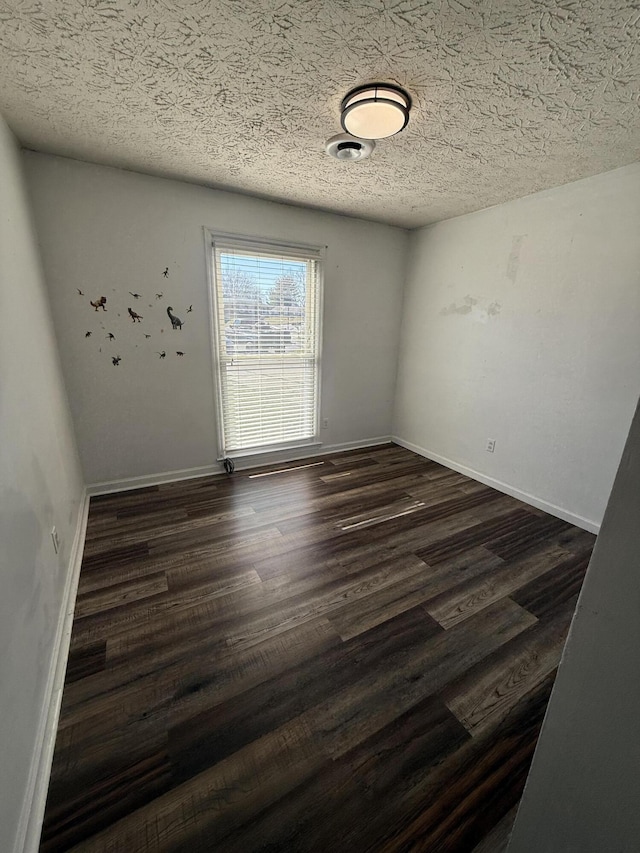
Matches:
[210,236,323,456]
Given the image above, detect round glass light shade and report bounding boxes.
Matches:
[341,85,411,139]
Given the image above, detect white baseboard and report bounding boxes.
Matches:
[392,436,600,534]
[14,491,90,853]
[87,437,392,496]
[87,463,222,496]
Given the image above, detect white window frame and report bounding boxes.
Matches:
[204,229,325,460]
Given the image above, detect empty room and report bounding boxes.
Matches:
[2,1,640,852]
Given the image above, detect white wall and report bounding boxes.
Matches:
[507,393,640,852]
[23,152,408,486]
[393,164,640,530]
[0,117,84,852]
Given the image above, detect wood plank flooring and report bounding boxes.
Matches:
[40,444,596,852]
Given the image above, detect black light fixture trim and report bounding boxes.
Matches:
[340,83,412,137]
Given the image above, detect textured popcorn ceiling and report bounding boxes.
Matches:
[1,0,639,228]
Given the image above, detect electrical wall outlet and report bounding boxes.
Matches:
[51,526,60,554]
[321,418,329,429]
[486,439,496,453]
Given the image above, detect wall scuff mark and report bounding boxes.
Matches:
[440,295,501,322]
[507,235,526,283]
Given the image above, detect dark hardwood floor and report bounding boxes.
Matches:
[40,444,595,852]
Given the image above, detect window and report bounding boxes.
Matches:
[209,234,323,457]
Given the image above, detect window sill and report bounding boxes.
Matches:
[217,440,322,463]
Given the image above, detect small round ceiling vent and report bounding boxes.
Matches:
[325,133,375,162]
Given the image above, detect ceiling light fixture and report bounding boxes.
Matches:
[341,84,411,140]
[325,133,375,161]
